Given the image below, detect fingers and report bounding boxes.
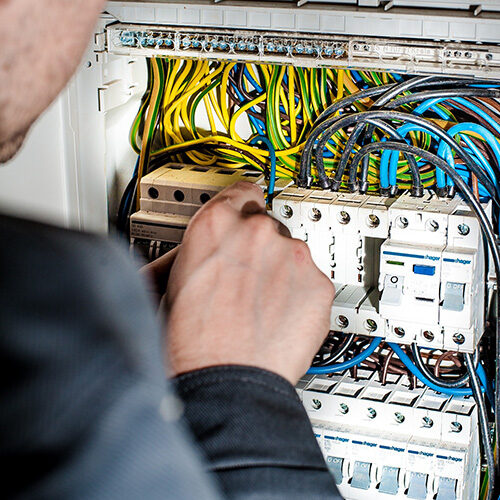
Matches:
[171,183,266,293]
[191,181,265,223]
[141,246,180,296]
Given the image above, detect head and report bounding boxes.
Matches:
[0,0,105,163]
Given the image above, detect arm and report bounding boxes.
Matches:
[175,366,341,500]
[159,182,341,499]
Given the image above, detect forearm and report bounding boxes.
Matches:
[174,366,342,500]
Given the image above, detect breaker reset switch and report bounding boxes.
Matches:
[378,466,399,495]
[326,456,343,485]
[442,282,465,312]
[351,461,371,490]
[436,477,457,500]
[407,472,428,499]
[380,275,404,306]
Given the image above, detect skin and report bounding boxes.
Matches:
[0,0,104,162]
[1,0,335,385]
[148,182,335,384]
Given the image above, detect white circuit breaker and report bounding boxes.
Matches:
[298,371,480,500]
[271,187,487,353]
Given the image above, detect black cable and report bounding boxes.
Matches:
[312,111,498,202]
[116,174,138,235]
[331,122,368,191]
[299,86,396,186]
[346,141,500,271]
[410,344,469,388]
[465,353,495,500]
[385,88,500,110]
[357,118,422,196]
[313,334,356,367]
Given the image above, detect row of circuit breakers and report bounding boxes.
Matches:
[130,164,486,499]
[131,164,489,354]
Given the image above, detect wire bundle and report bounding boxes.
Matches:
[129,59,409,190]
[122,59,500,494]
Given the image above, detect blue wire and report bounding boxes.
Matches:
[243,67,263,93]
[411,100,500,191]
[307,337,383,374]
[387,343,487,397]
[379,123,452,189]
[249,136,276,200]
[230,82,266,135]
[437,123,500,184]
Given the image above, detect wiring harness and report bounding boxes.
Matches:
[120,57,500,498]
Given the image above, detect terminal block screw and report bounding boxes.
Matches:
[311,399,322,410]
[396,216,408,229]
[450,421,462,433]
[422,417,434,428]
[394,327,405,338]
[394,412,405,424]
[339,403,349,414]
[280,205,293,219]
[426,219,439,232]
[336,315,349,329]
[367,214,380,228]
[309,208,322,222]
[338,211,351,225]
[458,223,470,236]
[365,319,377,333]
[422,330,434,342]
[367,408,377,419]
[453,333,465,345]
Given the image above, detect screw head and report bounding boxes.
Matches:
[336,315,349,329]
[339,403,349,414]
[367,408,377,419]
[422,416,434,428]
[365,319,377,333]
[394,412,405,424]
[280,205,293,219]
[311,399,322,410]
[426,219,439,232]
[394,327,405,338]
[338,211,351,225]
[396,216,409,229]
[309,208,322,222]
[148,187,159,199]
[453,333,465,345]
[367,214,380,228]
[458,223,470,236]
[423,330,434,342]
[450,421,462,433]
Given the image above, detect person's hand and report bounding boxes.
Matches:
[163,181,335,385]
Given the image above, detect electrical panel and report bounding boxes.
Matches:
[2,1,497,498]
[298,371,480,500]
[271,187,487,353]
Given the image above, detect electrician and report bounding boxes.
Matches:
[0,1,341,499]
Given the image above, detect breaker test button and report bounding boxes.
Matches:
[351,461,371,490]
[413,264,436,276]
[436,477,457,500]
[407,472,428,499]
[442,282,465,312]
[326,456,343,485]
[378,466,399,495]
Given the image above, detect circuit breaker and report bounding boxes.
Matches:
[271,188,487,353]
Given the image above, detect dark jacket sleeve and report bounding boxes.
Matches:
[0,215,221,500]
[175,366,342,500]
